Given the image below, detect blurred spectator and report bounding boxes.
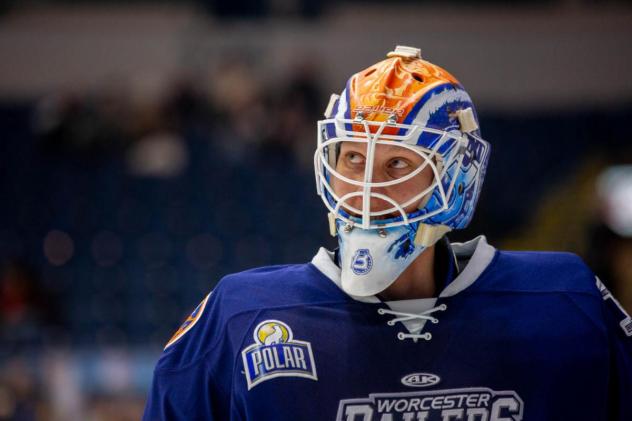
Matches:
[0,261,59,353]
[34,92,130,159]
[126,132,188,178]
[0,358,39,421]
[261,60,324,169]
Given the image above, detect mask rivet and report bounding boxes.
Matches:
[378,228,387,238]
[343,224,353,233]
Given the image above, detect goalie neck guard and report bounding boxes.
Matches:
[314,46,490,297]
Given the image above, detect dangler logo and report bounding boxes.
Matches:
[351,249,373,275]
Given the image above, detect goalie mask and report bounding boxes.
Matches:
[314,46,490,297]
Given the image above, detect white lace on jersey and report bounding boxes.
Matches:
[378,304,448,342]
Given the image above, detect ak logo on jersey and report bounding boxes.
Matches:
[401,372,440,388]
[242,320,317,390]
[337,387,523,421]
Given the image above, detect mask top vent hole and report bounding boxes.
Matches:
[412,73,424,83]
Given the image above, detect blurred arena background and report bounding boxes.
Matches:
[1,0,632,419]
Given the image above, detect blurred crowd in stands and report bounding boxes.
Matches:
[0,56,330,420]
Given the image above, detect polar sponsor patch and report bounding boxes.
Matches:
[164,293,211,350]
[596,276,632,337]
[336,387,523,421]
[242,320,317,390]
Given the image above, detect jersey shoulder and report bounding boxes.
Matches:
[155,262,346,372]
[217,261,349,310]
[479,249,599,296]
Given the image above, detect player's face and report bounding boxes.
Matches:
[331,141,434,218]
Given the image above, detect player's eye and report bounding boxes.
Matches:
[388,158,411,170]
[345,151,365,166]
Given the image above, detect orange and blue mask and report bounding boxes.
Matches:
[314,46,490,296]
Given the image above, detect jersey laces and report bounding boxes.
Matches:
[377,304,448,341]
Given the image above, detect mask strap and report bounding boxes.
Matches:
[414,223,451,247]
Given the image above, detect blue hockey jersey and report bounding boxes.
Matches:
[143,236,632,420]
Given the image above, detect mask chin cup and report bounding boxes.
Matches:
[334,217,450,297]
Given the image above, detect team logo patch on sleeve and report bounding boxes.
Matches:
[241,320,318,390]
[164,293,211,349]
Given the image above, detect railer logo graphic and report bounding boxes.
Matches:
[336,387,523,421]
[351,249,373,275]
